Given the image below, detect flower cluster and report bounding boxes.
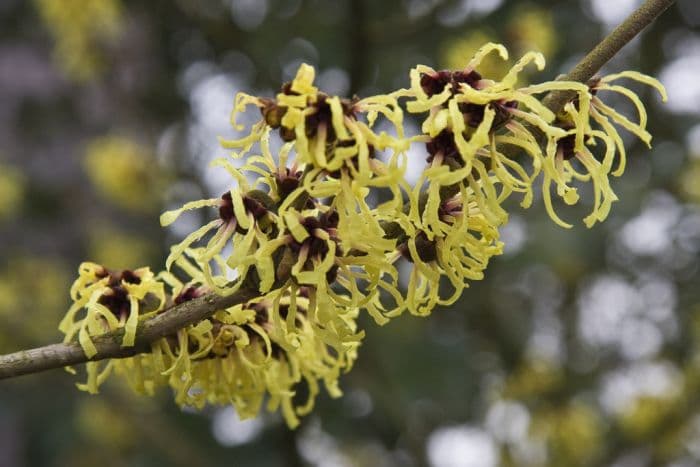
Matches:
[398,44,666,228]
[60,43,665,427]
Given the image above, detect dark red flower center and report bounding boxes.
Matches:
[420,69,483,97]
[96,269,142,319]
[218,191,271,224]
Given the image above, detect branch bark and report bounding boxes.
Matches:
[0,283,259,380]
[0,0,675,382]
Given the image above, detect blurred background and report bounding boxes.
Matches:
[1,0,699,465]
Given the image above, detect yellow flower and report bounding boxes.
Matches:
[59,264,169,395]
[589,72,667,155]
[399,43,587,227]
[542,72,667,228]
[75,347,173,397]
[271,199,407,328]
[221,63,408,184]
[60,263,166,360]
[160,175,276,296]
[156,285,360,428]
[163,122,403,331]
[159,248,359,427]
[401,43,666,229]
[397,188,503,316]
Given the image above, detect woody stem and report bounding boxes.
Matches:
[542,0,675,114]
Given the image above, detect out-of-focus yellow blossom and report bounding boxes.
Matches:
[0,256,69,351]
[531,402,604,466]
[76,398,136,449]
[679,159,700,203]
[506,5,557,59]
[0,164,25,219]
[35,0,123,81]
[84,136,161,213]
[501,359,564,400]
[87,225,157,270]
[689,307,700,350]
[617,395,682,441]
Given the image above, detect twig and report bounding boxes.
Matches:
[0,283,259,379]
[542,0,675,114]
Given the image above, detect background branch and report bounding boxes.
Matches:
[0,0,675,382]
